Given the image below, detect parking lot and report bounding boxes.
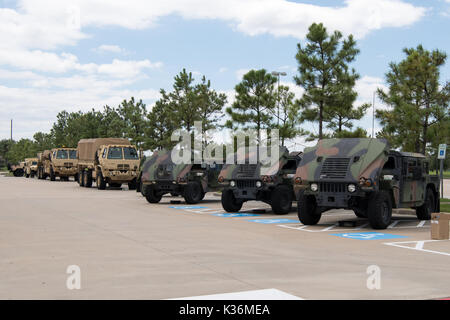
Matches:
[1,176,449,300]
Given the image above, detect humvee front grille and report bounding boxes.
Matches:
[157,181,174,190]
[117,164,130,170]
[320,158,350,179]
[237,180,256,189]
[238,164,257,178]
[64,162,73,166]
[319,182,347,193]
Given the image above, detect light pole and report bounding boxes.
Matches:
[372,91,376,138]
[271,71,287,127]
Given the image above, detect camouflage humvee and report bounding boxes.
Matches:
[294,138,440,229]
[24,158,38,178]
[218,146,302,215]
[8,161,25,177]
[140,149,223,204]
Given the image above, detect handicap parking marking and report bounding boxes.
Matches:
[278,219,429,233]
[330,232,408,240]
[247,218,299,224]
[213,213,261,218]
[384,240,450,257]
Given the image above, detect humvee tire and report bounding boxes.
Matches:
[416,188,434,220]
[221,189,243,212]
[50,167,56,181]
[74,173,79,183]
[145,185,162,203]
[367,191,392,229]
[354,209,368,218]
[79,171,85,187]
[97,172,106,190]
[270,185,293,215]
[184,182,204,204]
[84,171,92,188]
[128,179,137,190]
[297,191,321,225]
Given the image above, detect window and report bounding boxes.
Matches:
[382,157,396,170]
[282,159,298,171]
[102,148,107,158]
[69,150,77,159]
[56,150,69,159]
[123,147,138,160]
[107,147,123,159]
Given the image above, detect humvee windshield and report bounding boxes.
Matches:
[32,161,37,165]
[108,147,123,159]
[69,150,77,159]
[56,150,69,159]
[124,147,139,160]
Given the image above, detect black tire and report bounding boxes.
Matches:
[183,182,204,204]
[79,171,85,187]
[367,191,392,229]
[30,172,35,178]
[96,172,107,190]
[145,185,162,203]
[50,167,55,181]
[128,179,137,190]
[84,170,92,188]
[297,191,321,225]
[74,173,78,183]
[25,173,29,178]
[416,188,435,220]
[221,189,243,212]
[140,181,147,197]
[270,185,293,215]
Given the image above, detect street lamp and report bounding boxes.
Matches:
[271,71,287,127]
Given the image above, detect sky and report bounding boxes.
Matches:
[0,0,449,150]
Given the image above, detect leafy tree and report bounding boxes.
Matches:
[333,127,368,138]
[376,45,449,154]
[226,69,277,143]
[98,105,125,138]
[273,85,305,146]
[117,97,148,149]
[33,132,54,151]
[294,22,360,139]
[145,91,177,151]
[169,69,198,133]
[6,139,37,163]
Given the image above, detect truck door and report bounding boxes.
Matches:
[401,157,424,204]
[207,163,223,188]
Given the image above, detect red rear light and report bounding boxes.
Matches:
[294,177,302,184]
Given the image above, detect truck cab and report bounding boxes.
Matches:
[24,158,38,178]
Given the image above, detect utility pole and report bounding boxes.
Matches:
[10,119,13,141]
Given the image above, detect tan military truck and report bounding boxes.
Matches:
[77,138,140,190]
[24,158,38,178]
[8,161,25,177]
[38,148,78,181]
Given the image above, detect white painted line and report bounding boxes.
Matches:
[354,223,370,230]
[384,240,450,257]
[170,288,303,300]
[417,220,427,228]
[322,223,339,231]
[388,221,399,229]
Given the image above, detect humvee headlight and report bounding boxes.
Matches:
[230,180,236,187]
[310,183,318,192]
[195,172,204,176]
[348,184,356,193]
[256,181,262,188]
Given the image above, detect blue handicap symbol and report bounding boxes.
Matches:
[213,213,260,218]
[169,206,208,209]
[330,232,407,240]
[440,150,445,156]
[247,218,299,224]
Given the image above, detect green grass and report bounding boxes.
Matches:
[441,203,450,213]
[430,170,450,179]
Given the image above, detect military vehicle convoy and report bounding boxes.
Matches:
[8,161,25,177]
[218,146,302,215]
[77,138,140,190]
[140,149,223,204]
[24,158,38,178]
[37,148,78,181]
[294,138,440,229]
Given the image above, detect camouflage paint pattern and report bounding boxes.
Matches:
[294,138,389,192]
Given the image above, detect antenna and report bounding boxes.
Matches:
[372,92,375,138]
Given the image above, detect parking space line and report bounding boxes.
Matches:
[384,240,450,257]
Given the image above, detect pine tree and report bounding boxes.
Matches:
[294,23,360,139]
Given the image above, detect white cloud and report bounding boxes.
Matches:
[355,76,389,110]
[94,44,125,54]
